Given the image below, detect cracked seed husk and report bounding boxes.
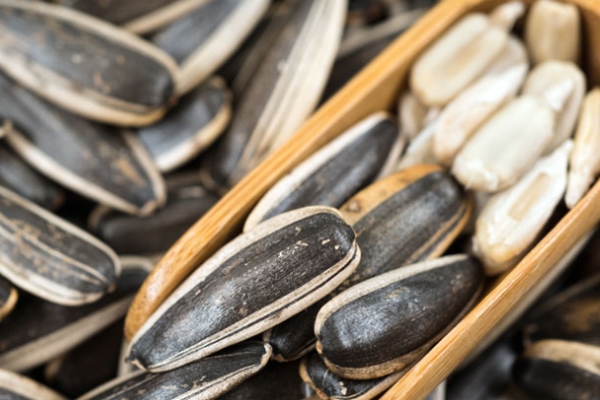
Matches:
[525,0,581,66]
[566,89,600,208]
[128,206,360,372]
[315,255,484,379]
[522,61,586,151]
[473,140,572,275]
[0,368,66,400]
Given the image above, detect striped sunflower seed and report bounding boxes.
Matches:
[79,342,271,400]
[433,64,528,166]
[128,206,360,372]
[314,254,484,380]
[525,0,581,66]
[0,276,16,323]
[452,79,573,192]
[0,185,120,305]
[512,340,600,400]
[523,273,600,346]
[152,0,270,95]
[52,0,207,34]
[566,89,600,208]
[244,112,403,232]
[473,140,572,275]
[207,358,304,400]
[0,143,64,211]
[409,1,524,107]
[265,165,469,362]
[522,61,586,151]
[0,368,66,400]
[0,0,178,127]
[137,77,231,173]
[0,73,166,216]
[201,0,346,191]
[399,90,429,140]
[300,351,405,400]
[0,257,151,372]
[44,321,123,398]
[88,174,219,256]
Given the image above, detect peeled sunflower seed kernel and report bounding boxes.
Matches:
[481,35,529,77]
[0,257,150,372]
[0,185,120,305]
[433,64,528,167]
[473,140,572,276]
[300,351,405,400]
[0,72,166,216]
[566,89,600,209]
[451,79,573,192]
[0,368,66,400]
[397,119,438,170]
[315,254,484,380]
[0,276,16,323]
[89,175,219,257]
[244,112,403,232]
[264,165,470,362]
[399,90,429,140]
[522,60,586,151]
[137,77,231,173]
[512,340,600,400]
[152,0,270,95]
[525,0,581,66]
[0,142,64,211]
[79,342,271,400]
[128,206,360,372]
[409,1,524,107]
[201,0,346,191]
[523,273,600,346]
[0,0,178,127]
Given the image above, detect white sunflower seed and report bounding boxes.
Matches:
[399,91,429,140]
[397,119,438,170]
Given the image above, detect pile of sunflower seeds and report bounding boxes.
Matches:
[0,0,444,399]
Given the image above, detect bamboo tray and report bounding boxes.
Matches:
[125,0,600,398]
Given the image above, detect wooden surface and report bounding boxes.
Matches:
[125,1,600,398]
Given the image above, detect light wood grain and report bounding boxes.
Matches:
[125,3,600,398]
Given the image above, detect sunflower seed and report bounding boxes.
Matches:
[0,368,66,400]
[264,166,469,362]
[80,342,271,400]
[315,254,484,379]
[0,257,150,372]
[524,273,600,347]
[473,140,571,275]
[44,321,123,398]
[152,0,269,95]
[512,340,600,400]
[522,61,586,151]
[201,0,346,191]
[397,119,438,170]
[399,90,429,140]
[128,206,360,372]
[0,185,120,305]
[217,359,304,400]
[88,174,219,256]
[482,35,528,77]
[300,351,405,400]
[525,0,581,66]
[137,77,231,173]
[452,79,573,192]
[0,0,178,127]
[409,2,524,107]
[244,112,403,232]
[0,276,16,322]
[0,143,64,211]
[433,64,527,166]
[0,73,166,216]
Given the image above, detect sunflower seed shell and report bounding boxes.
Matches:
[79,342,271,400]
[0,276,16,322]
[0,0,178,126]
[315,255,484,379]
[0,369,66,400]
[244,112,402,231]
[128,206,360,372]
[0,257,150,372]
